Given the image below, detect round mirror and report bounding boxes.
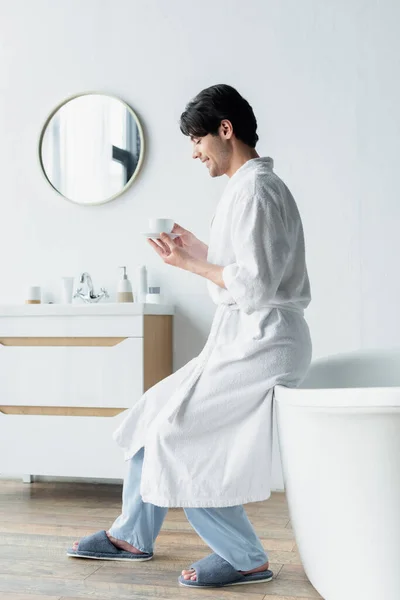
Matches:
[39,93,144,205]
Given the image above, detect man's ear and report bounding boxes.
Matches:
[220,119,234,140]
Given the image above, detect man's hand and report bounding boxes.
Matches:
[148,233,226,289]
[170,223,208,261]
[147,233,192,269]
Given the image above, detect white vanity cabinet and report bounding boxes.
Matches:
[0,304,174,480]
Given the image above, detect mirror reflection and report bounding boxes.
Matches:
[39,93,144,205]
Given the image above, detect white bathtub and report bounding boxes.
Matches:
[275,348,400,600]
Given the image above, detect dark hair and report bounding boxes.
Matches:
[180,84,259,148]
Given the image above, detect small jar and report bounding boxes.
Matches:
[26,285,41,304]
[146,286,163,304]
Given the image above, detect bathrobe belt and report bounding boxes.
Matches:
[221,302,304,315]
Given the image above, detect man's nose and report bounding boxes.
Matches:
[192,148,200,160]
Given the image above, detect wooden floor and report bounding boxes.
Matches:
[0,479,322,600]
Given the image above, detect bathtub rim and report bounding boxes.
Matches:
[274,347,400,407]
[274,384,400,408]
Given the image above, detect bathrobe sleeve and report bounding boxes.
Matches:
[222,183,291,315]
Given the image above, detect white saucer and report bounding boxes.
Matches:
[142,232,179,239]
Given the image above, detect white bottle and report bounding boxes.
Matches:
[117,266,134,303]
[146,286,164,304]
[138,265,147,303]
[61,277,75,304]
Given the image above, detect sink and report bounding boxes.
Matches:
[0,303,175,317]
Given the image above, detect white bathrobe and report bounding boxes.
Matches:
[113,157,312,508]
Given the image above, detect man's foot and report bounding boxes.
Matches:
[181,559,270,582]
[72,531,147,554]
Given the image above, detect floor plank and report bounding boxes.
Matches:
[0,595,62,600]
[0,480,322,599]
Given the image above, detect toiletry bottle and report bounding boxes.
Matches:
[61,277,75,304]
[138,265,147,303]
[146,286,163,304]
[117,266,134,302]
[26,285,41,304]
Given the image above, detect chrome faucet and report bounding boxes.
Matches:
[74,272,109,303]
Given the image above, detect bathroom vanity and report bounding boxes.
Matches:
[0,303,174,480]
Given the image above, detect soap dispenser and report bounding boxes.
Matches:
[117,266,134,302]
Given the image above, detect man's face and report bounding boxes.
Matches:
[191,127,231,178]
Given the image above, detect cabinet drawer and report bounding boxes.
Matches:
[0,412,128,478]
[0,315,143,338]
[0,338,143,409]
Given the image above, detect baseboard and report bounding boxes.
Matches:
[0,474,123,484]
[0,474,284,491]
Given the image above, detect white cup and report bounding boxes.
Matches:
[61,277,75,304]
[148,218,174,234]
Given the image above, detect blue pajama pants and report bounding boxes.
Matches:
[109,447,268,571]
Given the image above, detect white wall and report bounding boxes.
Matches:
[1,0,399,488]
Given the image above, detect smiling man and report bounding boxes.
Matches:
[68,84,312,590]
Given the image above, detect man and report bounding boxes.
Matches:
[68,84,312,589]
